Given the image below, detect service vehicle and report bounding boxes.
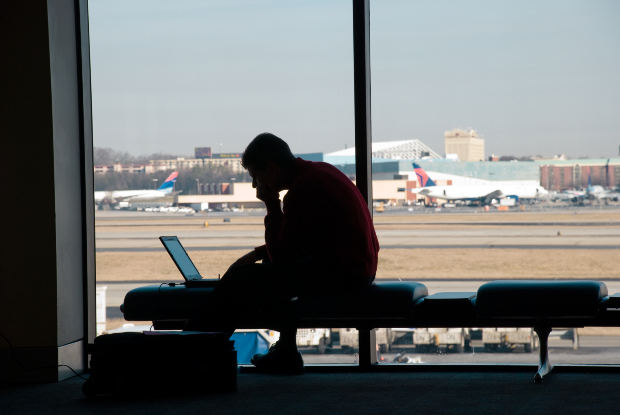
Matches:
[413,328,470,352]
[296,328,332,353]
[338,328,392,352]
[482,327,536,352]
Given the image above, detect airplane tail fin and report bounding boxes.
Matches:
[412,163,436,187]
[158,171,178,193]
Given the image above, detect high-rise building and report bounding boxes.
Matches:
[194,147,212,159]
[444,128,485,161]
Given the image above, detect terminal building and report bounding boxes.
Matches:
[176,142,620,209]
[324,139,442,165]
[94,147,244,175]
[148,150,244,174]
[96,138,620,209]
[537,158,620,191]
[444,128,485,162]
[148,155,244,174]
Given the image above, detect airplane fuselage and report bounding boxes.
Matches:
[94,189,172,203]
[416,181,547,202]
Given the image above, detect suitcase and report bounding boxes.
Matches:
[83,331,236,397]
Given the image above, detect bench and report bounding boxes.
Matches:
[476,280,610,382]
[121,280,620,382]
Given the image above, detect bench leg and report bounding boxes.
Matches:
[572,328,579,351]
[533,326,553,383]
[358,328,377,369]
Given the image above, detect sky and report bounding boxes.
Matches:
[89,0,620,158]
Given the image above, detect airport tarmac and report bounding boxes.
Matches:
[299,344,620,365]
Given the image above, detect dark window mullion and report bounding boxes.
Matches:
[352,0,376,368]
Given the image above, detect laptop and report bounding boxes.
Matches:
[159,236,220,287]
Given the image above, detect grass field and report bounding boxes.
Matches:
[95,248,620,281]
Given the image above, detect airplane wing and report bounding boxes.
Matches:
[95,190,147,205]
[595,191,620,201]
[481,190,503,205]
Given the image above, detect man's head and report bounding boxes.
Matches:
[242,133,296,193]
[242,133,295,171]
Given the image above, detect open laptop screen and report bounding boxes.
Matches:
[159,236,202,281]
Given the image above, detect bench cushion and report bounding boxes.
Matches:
[476,280,608,319]
[411,292,477,325]
[122,284,215,321]
[122,281,428,325]
[295,281,428,321]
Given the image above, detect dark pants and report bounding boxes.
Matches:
[212,262,296,326]
[208,261,372,347]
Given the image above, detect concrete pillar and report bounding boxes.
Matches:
[0,0,95,383]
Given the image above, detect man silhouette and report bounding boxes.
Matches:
[217,132,379,373]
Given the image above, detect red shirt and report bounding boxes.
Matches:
[256,158,379,285]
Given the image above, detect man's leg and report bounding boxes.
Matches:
[212,262,283,316]
[186,262,277,331]
[250,326,303,375]
[276,328,297,349]
[209,262,304,374]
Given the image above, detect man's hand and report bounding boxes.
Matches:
[256,182,279,205]
[230,250,260,267]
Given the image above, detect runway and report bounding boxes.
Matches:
[95,208,620,251]
[94,208,620,282]
[98,244,620,252]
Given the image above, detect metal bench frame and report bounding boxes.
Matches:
[125,287,620,383]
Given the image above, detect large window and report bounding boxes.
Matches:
[89,0,620,368]
[89,0,358,364]
[370,0,620,365]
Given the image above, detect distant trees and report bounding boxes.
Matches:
[94,167,250,193]
[498,155,535,162]
[93,146,251,193]
[93,147,181,165]
[94,171,174,191]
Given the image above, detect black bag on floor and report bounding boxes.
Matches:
[83,331,236,397]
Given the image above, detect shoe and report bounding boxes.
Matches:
[251,341,304,375]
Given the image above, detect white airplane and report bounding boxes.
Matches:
[94,171,178,206]
[550,189,585,202]
[584,178,620,201]
[554,176,620,203]
[411,163,548,205]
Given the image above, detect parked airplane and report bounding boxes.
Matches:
[411,163,548,205]
[585,176,620,201]
[554,176,620,203]
[94,171,178,207]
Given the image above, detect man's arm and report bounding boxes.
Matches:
[230,245,268,266]
[263,186,314,264]
[253,181,288,263]
[262,193,286,263]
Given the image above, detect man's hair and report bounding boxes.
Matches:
[241,133,295,170]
